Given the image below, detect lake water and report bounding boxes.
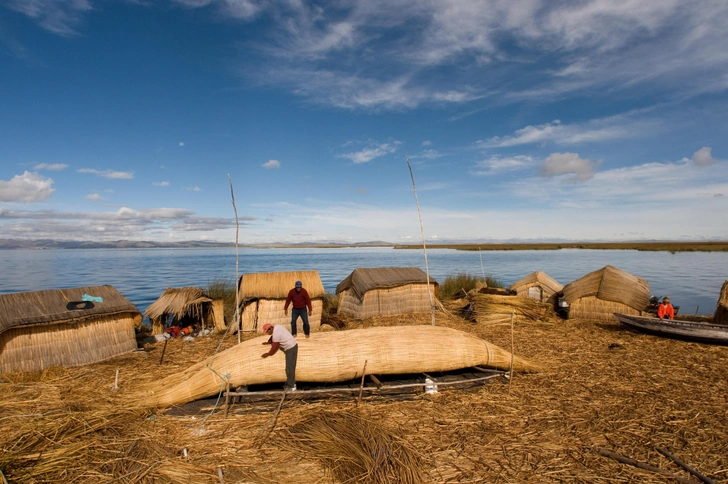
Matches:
[0,247,726,316]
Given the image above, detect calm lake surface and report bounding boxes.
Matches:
[0,247,726,316]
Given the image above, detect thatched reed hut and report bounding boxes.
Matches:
[336,267,438,320]
[561,265,650,321]
[144,287,224,335]
[0,285,141,373]
[713,280,728,326]
[237,271,325,333]
[510,271,563,306]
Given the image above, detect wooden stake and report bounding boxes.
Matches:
[112,368,119,392]
[257,389,288,445]
[656,447,716,484]
[406,155,435,326]
[598,448,701,484]
[229,175,241,344]
[224,380,231,419]
[1,468,9,484]
[508,311,515,394]
[159,339,168,365]
[357,360,368,407]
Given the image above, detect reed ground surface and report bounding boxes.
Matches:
[1,303,727,483]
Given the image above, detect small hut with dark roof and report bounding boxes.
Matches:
[561,265,650,321]
[336,267,438,320]
[144,287,224,335]
[0,285,141,373]
[510,271,563,306]
[237,271,325,333]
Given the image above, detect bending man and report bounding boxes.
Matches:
[261,323,298,391]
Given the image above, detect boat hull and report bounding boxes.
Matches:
[614,313,728,345]
[141,325,542,408]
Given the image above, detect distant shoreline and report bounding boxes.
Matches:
[394,242,728,252]
[1,240,727,252]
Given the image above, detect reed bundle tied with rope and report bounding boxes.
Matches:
[275,410,425,484]
[472,293,557,326]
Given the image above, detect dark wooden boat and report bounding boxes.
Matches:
[614,313,728,345]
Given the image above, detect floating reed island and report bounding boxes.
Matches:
[2,275,728,483]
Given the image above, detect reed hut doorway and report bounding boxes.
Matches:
[144,287,224,335]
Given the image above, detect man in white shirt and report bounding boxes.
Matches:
[261,323,298,391]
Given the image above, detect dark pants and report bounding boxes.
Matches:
[282,344,298,389]
[290,308,310,336]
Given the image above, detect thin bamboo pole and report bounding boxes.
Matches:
[229,175,241,344]
[406,155,435,326]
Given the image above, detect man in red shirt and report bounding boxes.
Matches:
[284,280,313,338]
[657,296,675,320]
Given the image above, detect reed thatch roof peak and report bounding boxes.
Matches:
[0,285,140,335]
[238,271,325,300]
[510,271,563,293]
[562,265,649,310]
[143,287,212,320]
[336,267,438,300]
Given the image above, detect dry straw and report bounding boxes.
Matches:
[275,410,425,484]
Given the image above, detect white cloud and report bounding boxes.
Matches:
[34,163,68,171]
[153,181,170,187]
[179,142,185,147]
[86,193,105,201]
[78,168,134,179]
[422,140,432,146]
[473,155,535,176]
[183,186,201,192]
[340,142,399,164]
[480,113,655,148]
[262,159,280,169]
[0,171,55,202]
[692,147,717,167]
[540,152,602,182]
[6,0,91,36]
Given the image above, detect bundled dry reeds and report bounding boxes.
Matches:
[338,283,437,319]
[510,271,563,305]
[713,280,728,326]
[275,410,425,484]
[562,265,650,319]
[472,293,557,326]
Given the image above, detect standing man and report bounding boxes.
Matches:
[261,323,298,391]
[284,280,312,338]
[657,296,675,320]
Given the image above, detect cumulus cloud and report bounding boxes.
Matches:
[86,193,105,201]
[153,181,170,187]
[340,142,399,164]
[262,159,281,169]
[473,155,535,176]
[34,163,68,171]
[540,152,602,182]
[179,142,185,147]
[0,171,55,202]
[691,147,717,167]
[78,168,134,179]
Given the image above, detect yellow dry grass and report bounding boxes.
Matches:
[1,302,727,483]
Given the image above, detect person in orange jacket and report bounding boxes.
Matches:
[657,296,675,320]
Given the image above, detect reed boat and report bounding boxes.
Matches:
[614,313,728,345]
[141,325,542,408]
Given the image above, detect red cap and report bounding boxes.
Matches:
[262,323,272,333]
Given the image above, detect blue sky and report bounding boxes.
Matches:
[1,0,727,244]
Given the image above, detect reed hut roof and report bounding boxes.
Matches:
[561,265,649,310]
[509,271,563,293]
[238,271,325,300]
[143,287,212,320]
[336,267,438,300]
[0,285,140,334]
[713,280,728,326]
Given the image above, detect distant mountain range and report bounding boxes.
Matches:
[0,239,395,250]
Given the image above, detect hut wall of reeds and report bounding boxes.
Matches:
[237,271,325,333]
[336,267,438,320]
[0,285,141,373]
[561,265,650,321]
[713,280,728,326]
[509,271,563,306]
[143,287,222,335]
